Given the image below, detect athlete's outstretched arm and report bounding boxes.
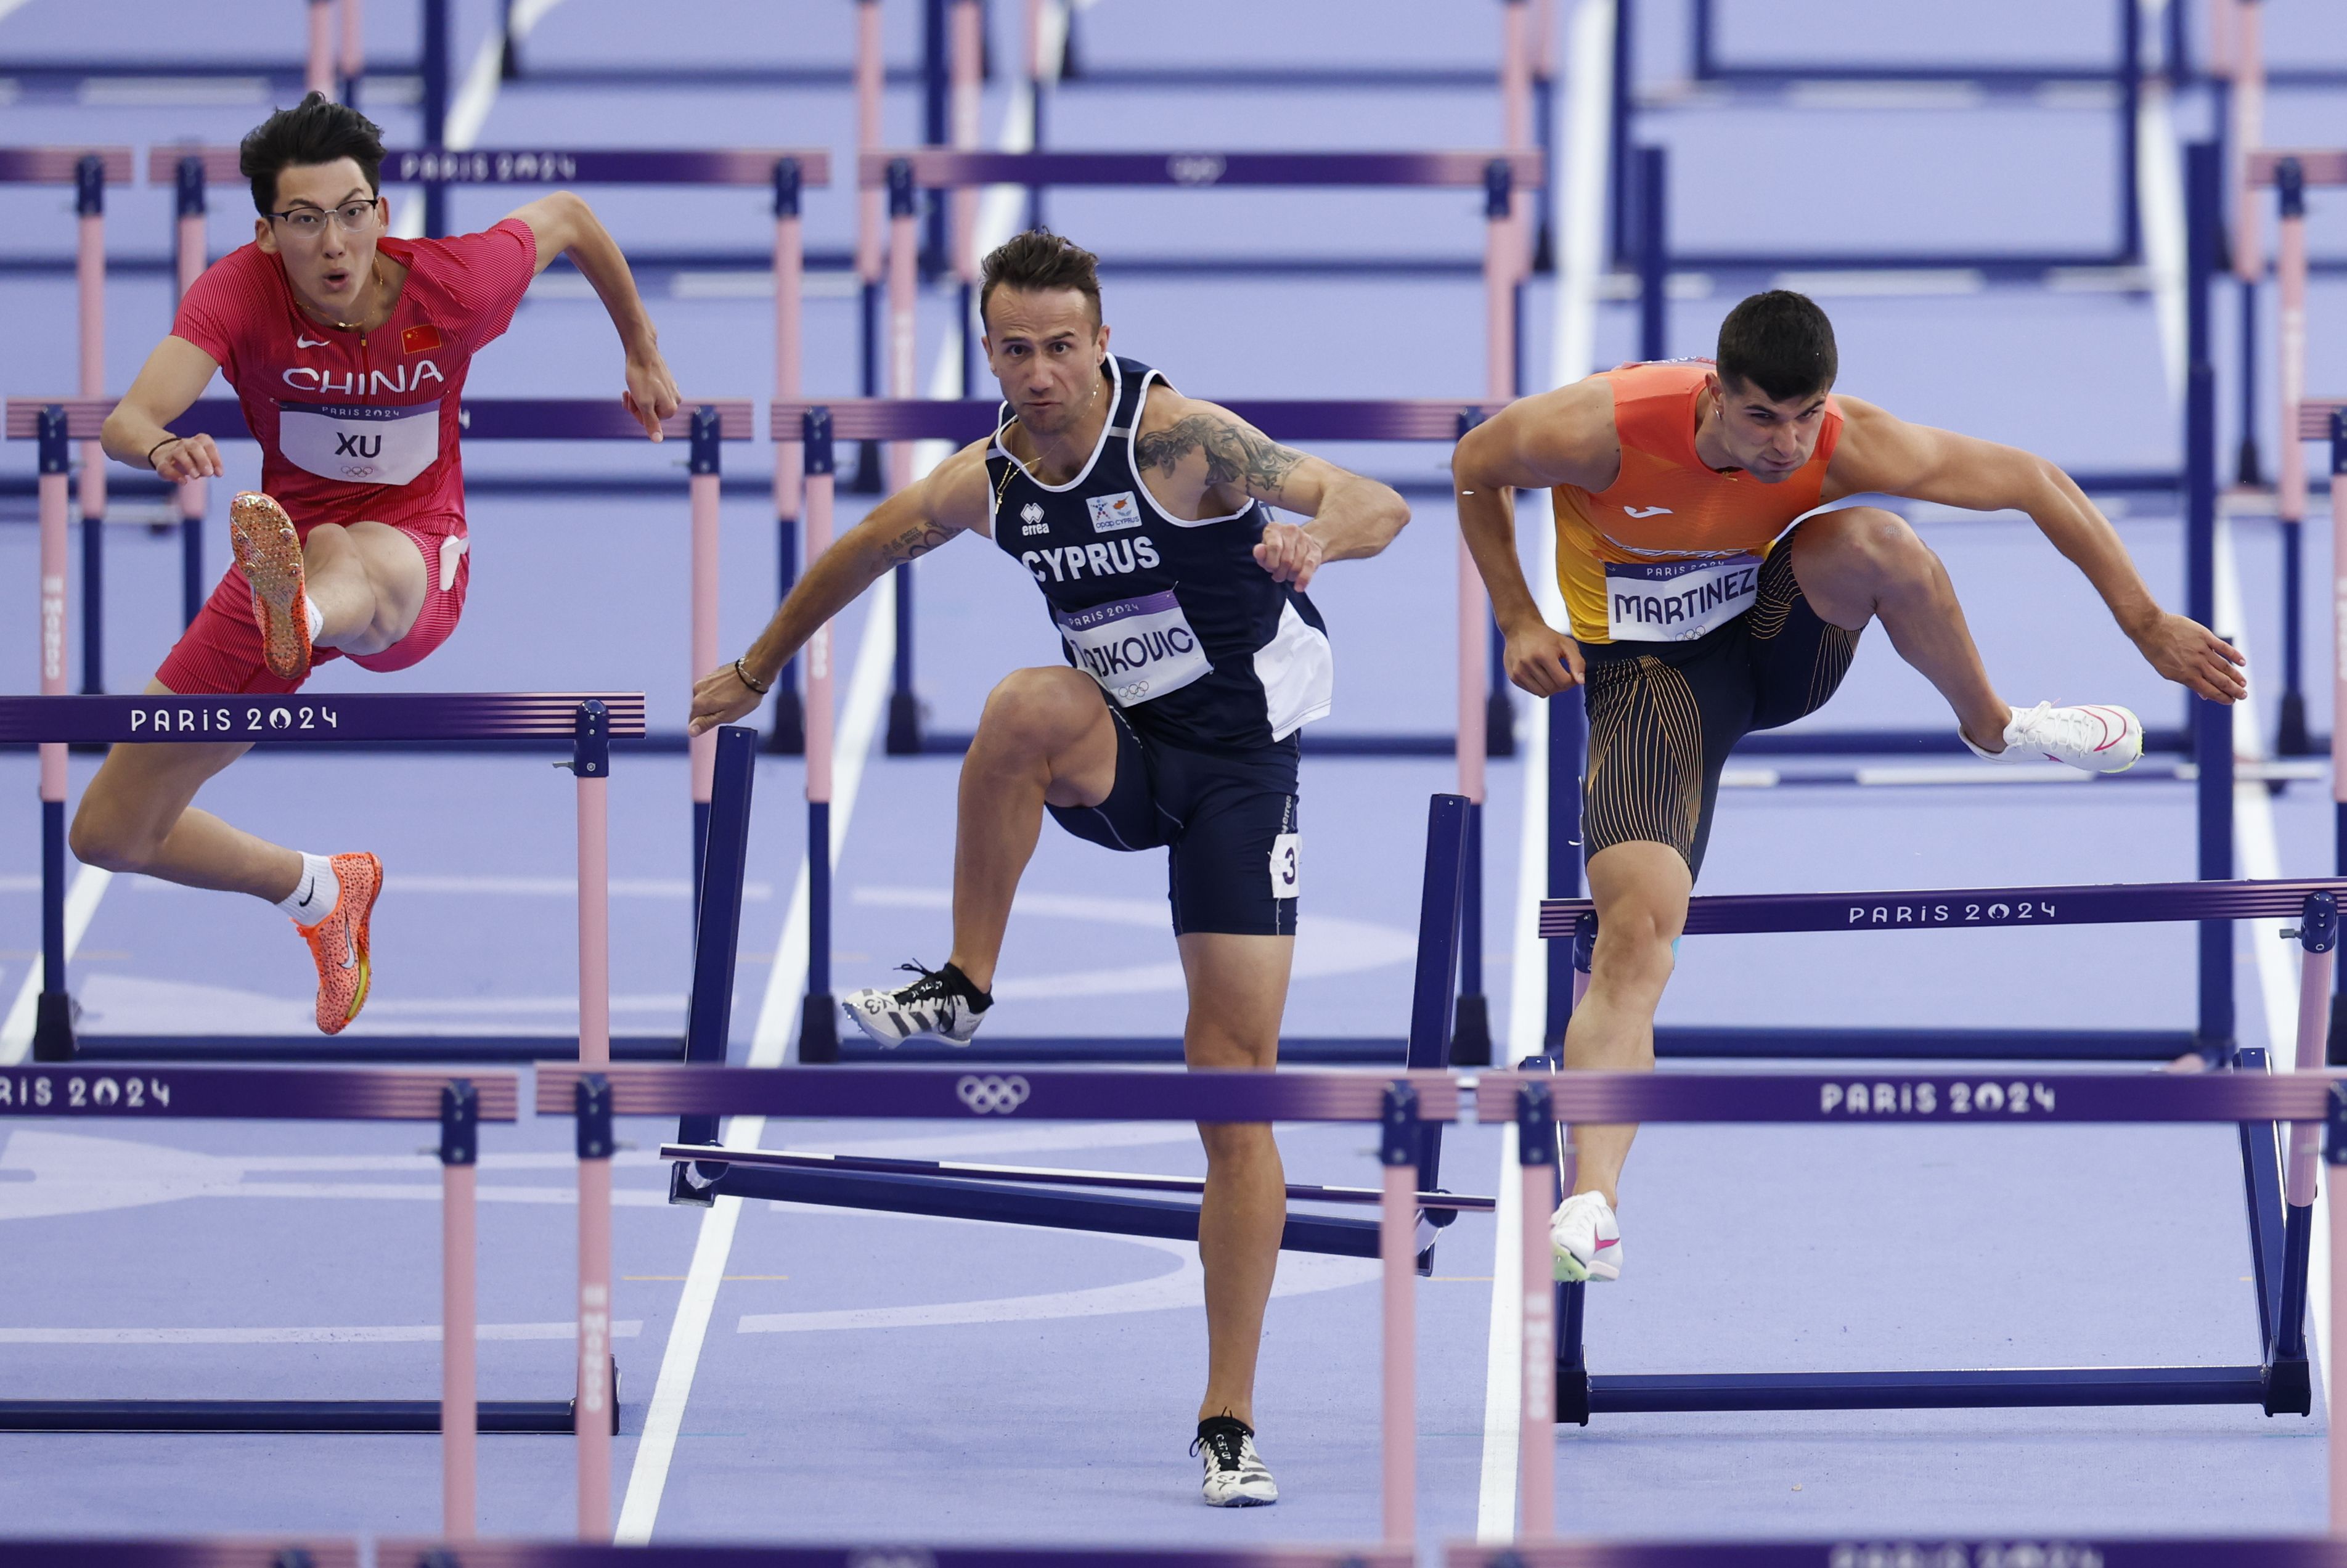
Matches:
[101,337,228,483]
[505,190,680,441]
[688,442,994,735]
[1133,395,1408,589]
[1449,382,1620,697]
[1824,397,2247,703]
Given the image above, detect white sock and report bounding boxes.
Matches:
[276,852,340,922]
[304,597,325,641]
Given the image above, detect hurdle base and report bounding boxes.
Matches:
[31,992,75,1063]
[2277,691,2311,757]
[699,1164,1384,1259]
[0,1398,581,1434]
[799,994,839,1064]
[669,1155,727,1209]
[1448,996,1492,1068]
[65,1034,685,1064]
[762,688,806,756]
[2263,1355,2311,1417]
[1557,1364,2274,1421]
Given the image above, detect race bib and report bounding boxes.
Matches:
[1054,588,1212,707]
[1268,831,1301,900]
[1604,553,1761,642]
[277,399,441,486]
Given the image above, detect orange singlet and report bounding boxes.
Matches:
[1552,359,1843,644]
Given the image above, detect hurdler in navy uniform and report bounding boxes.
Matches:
[690,229,1408,1508]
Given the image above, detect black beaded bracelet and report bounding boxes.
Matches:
[147,436,183,469]
[733,656,772,696]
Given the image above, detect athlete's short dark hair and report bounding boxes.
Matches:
[242,92,386,214]
[980,229,1103,329]
[1716,290,1838,402]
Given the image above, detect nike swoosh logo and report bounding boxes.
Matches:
[341,922,358,971]
[1622,505,1674,518]
[298,886,316,908]
[1593,1237,1619,1249]
[296,336,329,349]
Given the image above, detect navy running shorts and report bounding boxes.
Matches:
[1047,704,1302,937]
[1578,540,1858,880]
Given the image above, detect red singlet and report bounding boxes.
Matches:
[156,219,537,695]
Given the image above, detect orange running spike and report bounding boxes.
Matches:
[229,491,313,682]
[295,851,381,1034]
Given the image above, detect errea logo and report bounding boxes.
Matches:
[1019,502,1049,537]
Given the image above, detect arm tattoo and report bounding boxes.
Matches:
[876,521,953,568]
[1135,414,1305,500]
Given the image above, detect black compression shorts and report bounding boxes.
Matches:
[1579,539,1858,880]
[1047,700,1301,937]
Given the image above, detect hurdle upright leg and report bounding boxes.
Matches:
[689,407,722,899]
[801,410,841,1064]
[439,1080,480,1539]
[574,1074,614,1538]
[76,155,107,696]
[173,155,209,631]
[768,157,808,754]
[34,406,75,1063]
[1378,1083,1420,1548]
[2329,1079,2347,1537]
[574,701,612,1069]
[885,159,925,754]
[1516,1080,1557,1539]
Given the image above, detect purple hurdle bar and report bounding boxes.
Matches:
[0,1065,518,1537]
[0,1545,362,1568]
[0,690,642,1068]
[549,1065,1456,1547]
[1445,1541,2347,1565]
[375,1547,1413,1568]
[1489,1066,2347,1544]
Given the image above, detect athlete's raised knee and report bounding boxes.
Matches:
[974,666,1104,758]
[1810,505,1935,581]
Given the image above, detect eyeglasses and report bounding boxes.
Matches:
[267,200,382,237]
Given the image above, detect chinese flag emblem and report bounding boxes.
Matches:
[400,324,443,356]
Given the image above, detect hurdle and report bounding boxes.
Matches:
[1532,876,2340,1440]
[764,399,1513,1064]
[126,141,824,754]
[0,1063,549,1533]
[1492,1061,2347,1541]
[549,1061,1456,1546]
[8,393,752,900]
[669,738,1479,1255]
[2247,149,2346,759]
[1623,0,2153,276]
[853,147,1540,764]
[0,148,134,695]
[0,686,650,1068]
[0,1545,360,1568]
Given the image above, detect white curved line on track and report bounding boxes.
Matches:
[0,1321,641,1345]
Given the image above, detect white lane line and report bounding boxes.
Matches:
[619,63,1045,1532]
[0,866,114,1066]
[1479,0,1609,1541]
[0,1320,642,1345]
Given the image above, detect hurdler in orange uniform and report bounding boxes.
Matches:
[1452,292,2248,1289]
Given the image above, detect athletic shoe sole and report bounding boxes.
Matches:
[230,492,312,682]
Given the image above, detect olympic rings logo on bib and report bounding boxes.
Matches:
[955,1074,1032,1115]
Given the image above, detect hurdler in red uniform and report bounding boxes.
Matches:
[78,92,680,1034]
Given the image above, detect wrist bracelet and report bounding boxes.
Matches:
[733,656,772,696]
[147,436,182,469]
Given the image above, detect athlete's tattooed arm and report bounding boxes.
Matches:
[1133,393,1409,590]
[1135,414,1308,503]
[689,439,994,735]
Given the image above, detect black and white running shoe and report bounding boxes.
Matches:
[840,961,992,1048]
[1192,1416,1278,1507]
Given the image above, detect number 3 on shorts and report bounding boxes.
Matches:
[1269,831,1301,900]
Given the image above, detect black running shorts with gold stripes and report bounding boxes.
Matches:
[1577,544,1857,879]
